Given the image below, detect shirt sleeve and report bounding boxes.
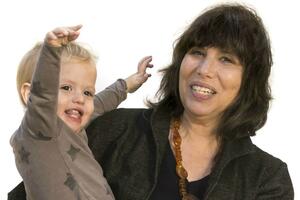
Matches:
[91,79,127,121]
[21,44,63,140]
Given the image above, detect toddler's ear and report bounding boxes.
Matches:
[21,83,31,106]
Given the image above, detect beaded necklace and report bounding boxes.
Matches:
[172,118,199,200]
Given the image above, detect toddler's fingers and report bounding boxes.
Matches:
[68,24,82,32]
[45,31,58,41]
[138,56,152,73]
[66,25,82,41]
[144,73,151,78]
[52,27,69,37]
[147,63,154,68]
[68,32,80,41]
[50,24,82,39]
[60,37,69,45]
[139,73,151,84]
[138,56,152,65]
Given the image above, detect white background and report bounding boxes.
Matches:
[0,0,299,199]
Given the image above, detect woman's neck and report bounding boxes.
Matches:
[170,116,221,181]
[179,113,221,161]
[180,112,218,141]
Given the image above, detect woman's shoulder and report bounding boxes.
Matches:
[219,138,294,198]
[225,137,288,169]
[249,143,288,170]
[244,143,294,198]
[89,108,153,127]
[233,139,293,188]
[222,137,292,183]
[86,108,153,145]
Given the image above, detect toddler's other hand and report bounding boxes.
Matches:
[125,56,153,93]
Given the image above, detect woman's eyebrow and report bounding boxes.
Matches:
[220,50,239,59]
[219,48,234,55]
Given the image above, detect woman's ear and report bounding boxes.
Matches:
[21,83,31,106]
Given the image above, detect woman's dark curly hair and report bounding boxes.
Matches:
[149,4,272,140]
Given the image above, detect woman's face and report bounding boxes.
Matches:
[179,47,243,123]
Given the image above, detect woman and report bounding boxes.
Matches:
[8,3,293,200]
[87,4,293,200]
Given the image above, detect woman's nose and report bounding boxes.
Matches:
[196,57,216,78]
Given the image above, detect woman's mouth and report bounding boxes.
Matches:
[191,85,216,96]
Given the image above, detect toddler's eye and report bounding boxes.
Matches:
[60,85,72,91]
[84,90,94,97]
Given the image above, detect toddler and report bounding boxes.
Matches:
[11,25,152,200]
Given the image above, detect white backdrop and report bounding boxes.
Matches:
[0,0,299,199]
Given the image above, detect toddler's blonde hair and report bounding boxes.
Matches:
[16,42,97,106]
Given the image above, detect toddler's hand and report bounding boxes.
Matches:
[45,25,82,47]
[125,56,153,93]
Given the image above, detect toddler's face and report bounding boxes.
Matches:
[57,58,96,133]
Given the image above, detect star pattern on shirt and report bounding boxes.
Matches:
[67,144,81,161]
[18,146,30,164]
[64,173,77,191]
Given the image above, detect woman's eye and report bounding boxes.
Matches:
[84,90,94,97]
[60,85,72,91]
[220,56,233,64]
[190,49,205,56]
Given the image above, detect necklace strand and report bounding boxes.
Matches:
[172,118,196,200]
